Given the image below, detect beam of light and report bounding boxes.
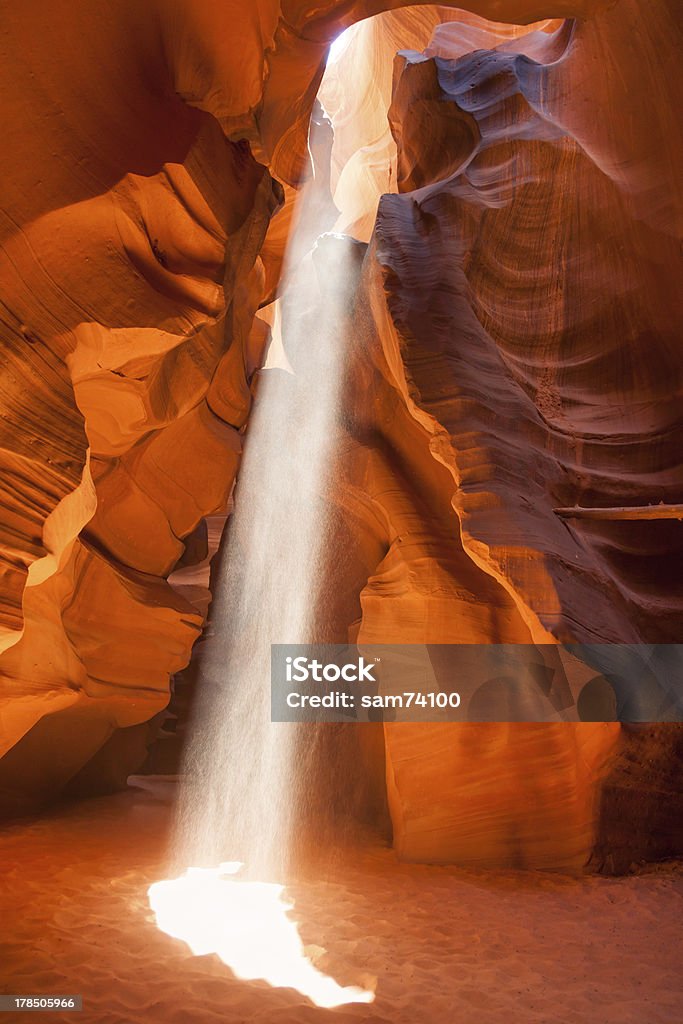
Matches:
[150,51,372,1010]
[148,864,375,1009]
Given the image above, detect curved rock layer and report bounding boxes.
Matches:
[0,0,680,872]
[0,0,440,809]
[0,0,286,809]
[338,5,682,867]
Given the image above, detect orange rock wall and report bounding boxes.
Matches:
[338,6,682,867]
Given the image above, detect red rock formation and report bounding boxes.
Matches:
[334,5,682,867]
[0,0,280,809]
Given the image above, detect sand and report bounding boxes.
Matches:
[1,779,681,1024]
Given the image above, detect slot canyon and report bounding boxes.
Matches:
[0,2,681,1022]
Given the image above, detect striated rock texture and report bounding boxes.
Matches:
[0,0,283,810]
[0,0,680,871]
[333,5,682,868]
[0,0,475,812]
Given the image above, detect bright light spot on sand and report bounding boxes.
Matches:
[148,863,375,1009]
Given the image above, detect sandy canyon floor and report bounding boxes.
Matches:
[1,780,681,1024]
